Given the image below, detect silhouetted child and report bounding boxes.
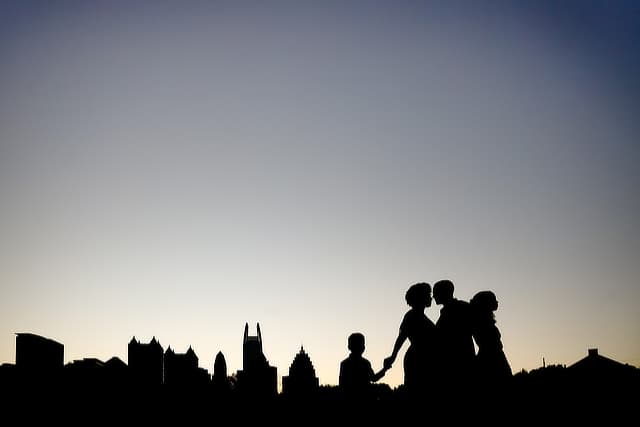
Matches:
[339,332,387,398]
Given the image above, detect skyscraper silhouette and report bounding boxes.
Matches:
[128,336,164,385]
[15,333,64,385]
[282,346,319,396]
[236,323,277,398]
[164,345,209,385]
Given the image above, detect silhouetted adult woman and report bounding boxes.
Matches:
[384,282,437,398]
[470,290,512,386]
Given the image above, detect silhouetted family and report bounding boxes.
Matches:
[340,280,511,402]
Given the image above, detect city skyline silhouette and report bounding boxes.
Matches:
[2,327,637,424]
[1,0,639,396]
[3,326,637,389]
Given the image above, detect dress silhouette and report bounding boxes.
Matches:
[339,332,386,400]
[470,290,512,385]
[433,279,475,390]
[384,282,437,398]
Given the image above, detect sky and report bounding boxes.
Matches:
[1,1,639,390]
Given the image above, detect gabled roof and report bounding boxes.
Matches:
[569,348,635,372]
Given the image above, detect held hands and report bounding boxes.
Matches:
[373,356,394,382]
[373,362,390,382]
[373,368,387,382]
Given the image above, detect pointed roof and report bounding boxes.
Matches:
[214,351,227,376]
[288,345,316,376]
[569,348,633,371]
[186,346,198,360]
[149,336,163,349]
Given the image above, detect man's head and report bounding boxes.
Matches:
[433,279,455,305]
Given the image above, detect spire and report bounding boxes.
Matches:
[243,323,249,343]
[214,351,227,378]
[257,323,262,344]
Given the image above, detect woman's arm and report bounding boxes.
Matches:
[384,329,407,369]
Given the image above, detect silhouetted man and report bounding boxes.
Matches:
[433,279,475,395]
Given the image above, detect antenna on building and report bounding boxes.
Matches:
[543,356,546,368]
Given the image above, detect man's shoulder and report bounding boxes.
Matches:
[453,298,470,308]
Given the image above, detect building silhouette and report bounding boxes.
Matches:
[568,348,639,386]
[211,351,233,393]
[282,346,319,396]
[65,358,106,387]
[569,348,635,372]
[104,356,129,386]
[510,348,640,422]
[4,329,639,419]
[0,363,18,386]
[164,345,210,385]
[15,333,64,384]
[236,323,277,397]
[128,336,164,385]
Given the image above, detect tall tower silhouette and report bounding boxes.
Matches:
[236,323,277,398]
[213,351,228,380]
[243,322,268,370]
[282,346,319,396]
[212,351,232,394]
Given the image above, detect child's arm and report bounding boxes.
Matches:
[371,366,388,382]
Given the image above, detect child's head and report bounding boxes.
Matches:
[347,332,365,356]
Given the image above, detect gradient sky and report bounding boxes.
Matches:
[1,1,639,390]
